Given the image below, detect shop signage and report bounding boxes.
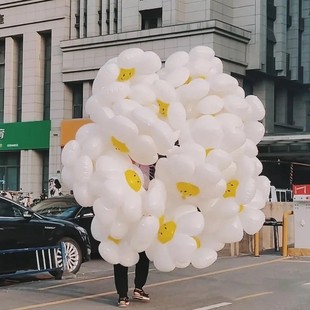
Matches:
[0,120,51,151]
[60,118,92,146]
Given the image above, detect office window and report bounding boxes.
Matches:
[71,83,83,118]
[0,152,20,191]
[42,32,51,120]
[140,8,162,30]
[266,0,276,74]
[16,36,23,122]
[0,40,4,123]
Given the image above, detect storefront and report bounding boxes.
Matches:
[0,120,51,192]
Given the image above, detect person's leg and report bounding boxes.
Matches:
[134,251,149,289]
[133,252,150,301]
[114,264,129,298]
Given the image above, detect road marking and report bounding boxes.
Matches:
[38,268,157,290]
[193,302,232,310]
[11,257,285,310]
[145,257,286,289]
[234,291,273,300]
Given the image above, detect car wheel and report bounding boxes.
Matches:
[57,237,82,274]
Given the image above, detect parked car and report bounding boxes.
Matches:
[0,195,91,276]
[31,196,99,255]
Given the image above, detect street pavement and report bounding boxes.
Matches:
[1,251,310,310]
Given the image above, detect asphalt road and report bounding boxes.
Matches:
[1,252,310,310]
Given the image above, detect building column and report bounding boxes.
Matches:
[87,0,101,37]
[254,79,275,134]
[49,129,62,192]
[20,150,43,199]
[23,32,44,121]
[4,37,17,123]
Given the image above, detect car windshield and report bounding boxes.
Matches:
[32,199,79,218]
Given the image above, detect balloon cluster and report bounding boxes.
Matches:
[61,46,270,272]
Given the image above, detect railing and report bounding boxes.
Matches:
[0,243,66,280]
[254,211,293,257]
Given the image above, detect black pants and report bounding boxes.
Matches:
[114,252,149,298]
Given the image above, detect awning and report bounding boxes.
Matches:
[258,134,310,164]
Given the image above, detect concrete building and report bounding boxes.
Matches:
[0,0,309,198]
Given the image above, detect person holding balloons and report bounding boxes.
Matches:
[114,163,155,307]
[114,251,150,307]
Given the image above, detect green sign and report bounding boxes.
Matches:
[0,120,51,151]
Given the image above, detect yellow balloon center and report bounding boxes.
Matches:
[205,148,214,156]
[223,180,239,198]
[185,76,193,84]
[125,169,142,192]
[158,221,176,244]
[111,136,129,153]
[117,68,135,81]
[108,235,121,244]
[176,182,200,199]
[157,99,169,117]
[193,236,201,248]
[239,204,245,213]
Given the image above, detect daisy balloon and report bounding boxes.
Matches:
[146,205,205,272]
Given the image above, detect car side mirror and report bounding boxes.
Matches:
[23,210,33,219]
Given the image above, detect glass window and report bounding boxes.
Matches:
[71,83,83,118]
[140,8,162,30]
[0,39,4,123]
[0,200,23,217]
[16,36,23,122]
[42,32,51,120]
[0,152,20,191]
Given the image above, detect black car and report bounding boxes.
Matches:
[31,196,99,255]
[0,196,91,276]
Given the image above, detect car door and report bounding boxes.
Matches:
[74,207,98,252]
[0,198,47,250]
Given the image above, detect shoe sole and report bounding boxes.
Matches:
[132,296,150,301]
[118,303,129,308]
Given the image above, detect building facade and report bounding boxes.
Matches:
[0,0,309,198]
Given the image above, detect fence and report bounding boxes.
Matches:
[0,243,66,280]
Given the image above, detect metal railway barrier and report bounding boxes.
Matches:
[0,243,66,280]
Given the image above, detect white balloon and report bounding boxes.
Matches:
[246,95,265,120]
[130,216,159,252]
[119,243,140,267]
[240,207,265,235]
[135,51,162,74]
[73,155,93,183]
[117,48,144,68]
[98,240,120,265]
[165,51,189,71]
[191,247,217,269]
[153,244,176,272]
[209,73,239,95]
[61,166,75,189]
[61,140,81,167]
[143,179,167,217]
[73,181,95,207]
[244,121,265,144]
[110,220,129,239]
[189,46,215,60]
[197,95,224,115]
[164,67,190,88]
[176,211,205,236]
[92,62,119,94]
